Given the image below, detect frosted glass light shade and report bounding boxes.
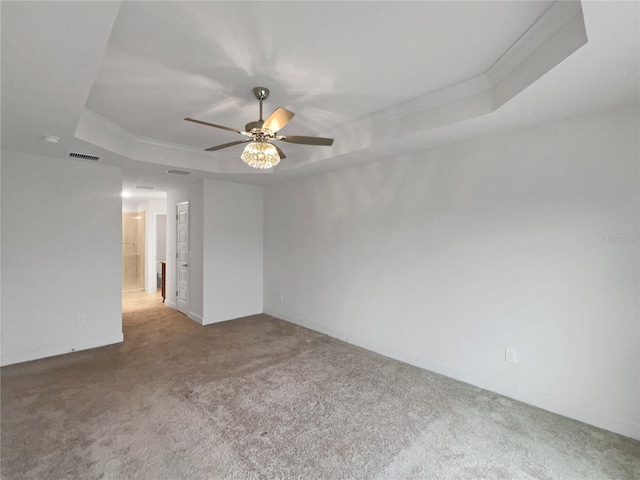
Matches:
[241,142,280,169]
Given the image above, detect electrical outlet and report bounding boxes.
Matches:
[78,314,86,325]
[505,347,517,364]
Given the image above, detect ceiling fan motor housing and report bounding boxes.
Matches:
[245,120,264,131]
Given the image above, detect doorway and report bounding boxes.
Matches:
[122,211,145,290]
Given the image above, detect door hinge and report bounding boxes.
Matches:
[176,290,178,296]
[176,252,178,259]
[176,214,179,220]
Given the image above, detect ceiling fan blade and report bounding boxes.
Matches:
[204,139,251,152]
[274,145,287,160]
[185,117,244,135]
[282,135,334,146]
[262,107,295,133]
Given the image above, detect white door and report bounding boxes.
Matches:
[176,202,189,315]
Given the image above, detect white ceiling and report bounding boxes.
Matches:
[1,1,638,197]
[86,1,552,143]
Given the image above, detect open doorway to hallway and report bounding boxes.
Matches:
[122,193,168,294]
[122,288,164,314]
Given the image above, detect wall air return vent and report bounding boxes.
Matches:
[67,152,100,161]
[166,169,191,175]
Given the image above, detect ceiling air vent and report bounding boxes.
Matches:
[166,169,191,175]
[136,185,155,190]
[67,152,100,161]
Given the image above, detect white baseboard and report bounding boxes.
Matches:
[202,310,263,326]
[202,316,226,325]
[163,302,201,325]
[1,332,124,367]
[264,308,639,441]
[188,311,204,325]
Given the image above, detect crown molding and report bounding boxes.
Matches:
[365,75,493,130]
[77,1,587,175]
[486,1,584,86]
[78,109,208,157]
[77,109,272,174]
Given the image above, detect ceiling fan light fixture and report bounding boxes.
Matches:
[241,141,280,169]
[186,86,333,168]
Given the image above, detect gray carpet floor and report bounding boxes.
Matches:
[1,290,638,479]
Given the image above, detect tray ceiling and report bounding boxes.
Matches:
[1,1,638,190]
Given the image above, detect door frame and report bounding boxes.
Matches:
[176,201,189,315]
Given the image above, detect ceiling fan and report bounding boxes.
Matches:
[185,87,334,169]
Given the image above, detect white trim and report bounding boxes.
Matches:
[76,109,270,175]
[1,332,124,367]
[176,201,190,317]
[264,308,639,441]
[486,1,583,85]
[364,74,492,130]
[188,311,204,325]
[79,109,207,156]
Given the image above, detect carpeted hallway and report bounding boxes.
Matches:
[1,291,638,479]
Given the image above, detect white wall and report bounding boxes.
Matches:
[141,199,167,293]
[263,106,639,439]
[203,179,263,324]
[156,214,167,264]
[166,179,263,325]
[1,150,123,365]
[121,200,139,212]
